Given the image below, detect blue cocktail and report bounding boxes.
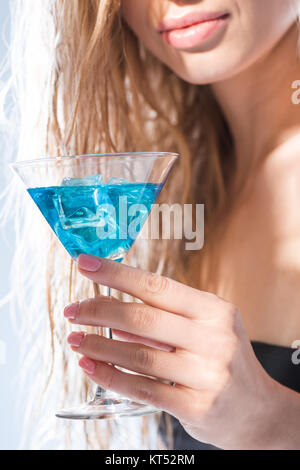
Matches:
[28,182,162,262]
[11,152,179,420]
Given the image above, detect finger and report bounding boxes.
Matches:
[78,355,196,418]
[111,329,175,352]
[77,254,221,320]
[89,293,180,352]
[69,333,199,388]
[66,296,192,349]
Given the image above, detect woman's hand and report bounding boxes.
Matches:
[64,254,284,450]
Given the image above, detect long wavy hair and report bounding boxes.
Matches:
[2,0,297,450]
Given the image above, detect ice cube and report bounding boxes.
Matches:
[53,194,101,229]
[53,185,114,230]
[62,174,104,186]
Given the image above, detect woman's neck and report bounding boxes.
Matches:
[212,22,300,179]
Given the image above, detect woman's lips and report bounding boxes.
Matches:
[160,14,229,50]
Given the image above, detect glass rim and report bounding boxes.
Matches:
[10,152,180,170]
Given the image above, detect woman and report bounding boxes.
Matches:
[2,0,300,449]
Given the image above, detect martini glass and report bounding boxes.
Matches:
[11,152,179,420]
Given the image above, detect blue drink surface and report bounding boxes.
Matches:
[28,183,162,261]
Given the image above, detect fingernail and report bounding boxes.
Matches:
[78,254,101,272]
[79,357,96,375]
[67,331,85,348]
[64,302,79,320]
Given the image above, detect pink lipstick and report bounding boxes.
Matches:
[158,11,230,50]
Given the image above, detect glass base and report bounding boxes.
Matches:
[56,396,160,420]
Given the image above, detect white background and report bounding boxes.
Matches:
[0,1,21,450]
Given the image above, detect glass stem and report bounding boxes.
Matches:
[93,282,113,400]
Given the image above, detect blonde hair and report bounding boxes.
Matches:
[1,0,240,450]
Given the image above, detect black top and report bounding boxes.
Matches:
[159,341,300,450]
